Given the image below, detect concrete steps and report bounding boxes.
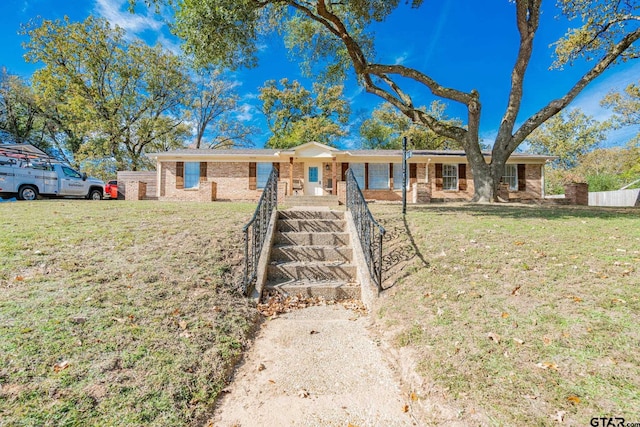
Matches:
[283,195,340,207]
[265,209,359,300]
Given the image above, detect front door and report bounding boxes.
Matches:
[305,163,323,195]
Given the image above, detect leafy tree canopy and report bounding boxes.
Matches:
[601,80,640,145]
[259,78,349,148]
[526,109,610,170]
[360,101,462,150]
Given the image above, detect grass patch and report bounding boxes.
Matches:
[0,200,257,426]
[372,203,640,426]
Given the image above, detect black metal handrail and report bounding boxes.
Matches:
[242,167,278,295]
[345,168,386,290]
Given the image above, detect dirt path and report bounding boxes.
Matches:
[209,304,418,427]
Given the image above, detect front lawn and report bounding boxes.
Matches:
[0,201,257,426]
[372,203,640,426]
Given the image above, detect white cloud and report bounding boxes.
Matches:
[340,136,362,150]
[236,103,255,122]
[155,33,181,55]
[393,51,410,66]
[94,0,162,35]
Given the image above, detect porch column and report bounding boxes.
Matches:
[289,157,294,196]
[332,157,337,195]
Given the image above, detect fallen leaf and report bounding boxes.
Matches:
[501,312,509,318]
[511,286,521,296]
[536,362,559,371]
[514,241,525,246]
[612,298,626,304]
[572,296,582,303]
[171,308,180,316]
[298,389,309,398]
[178,320,188,330]
[543,336,552,346]
[402,404,409,413]
[567,395,580,404]
[15,276,24,281]
[53,360,69,373]
[410,392,418,401]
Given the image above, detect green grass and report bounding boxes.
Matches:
[2,200,639,426]
[371,203,640,426]
[0,200,258,427]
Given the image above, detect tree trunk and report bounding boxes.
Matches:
[466,143,511,203]
[469,160,494,203]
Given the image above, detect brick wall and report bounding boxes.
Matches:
[426,163,543,201]
[504,164,542,201]
[156,160,547,203]
[159,161,261,202]
[125,181,147,201]
[413,183,431,203]
[361,189,402,201]
[564,182,588,205]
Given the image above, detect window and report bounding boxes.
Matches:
[393,163,408,190]
[184,162,200,189]
[503,164,517,190]
[443,164,458,190]
[350,163,365,189]
[368,163,389,189]
[61,166,82,179]
[256,162,272,189]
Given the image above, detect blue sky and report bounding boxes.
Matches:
[1,0,638,149]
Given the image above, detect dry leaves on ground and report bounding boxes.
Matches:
[257,291,367,317]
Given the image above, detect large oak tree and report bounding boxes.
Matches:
[139,0,640,201]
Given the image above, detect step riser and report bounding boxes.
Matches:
[266,283,360,300]
[271,247,352,263]
[278,220,345,233]
[284,198,340,207]
[267,265,356,281]
[278,211,344,220]
[274,232,350,246]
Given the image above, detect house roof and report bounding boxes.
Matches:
[148,142,555,163]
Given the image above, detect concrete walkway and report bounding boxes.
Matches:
[209,305,417,427]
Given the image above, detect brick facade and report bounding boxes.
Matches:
[154,156,546,203]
